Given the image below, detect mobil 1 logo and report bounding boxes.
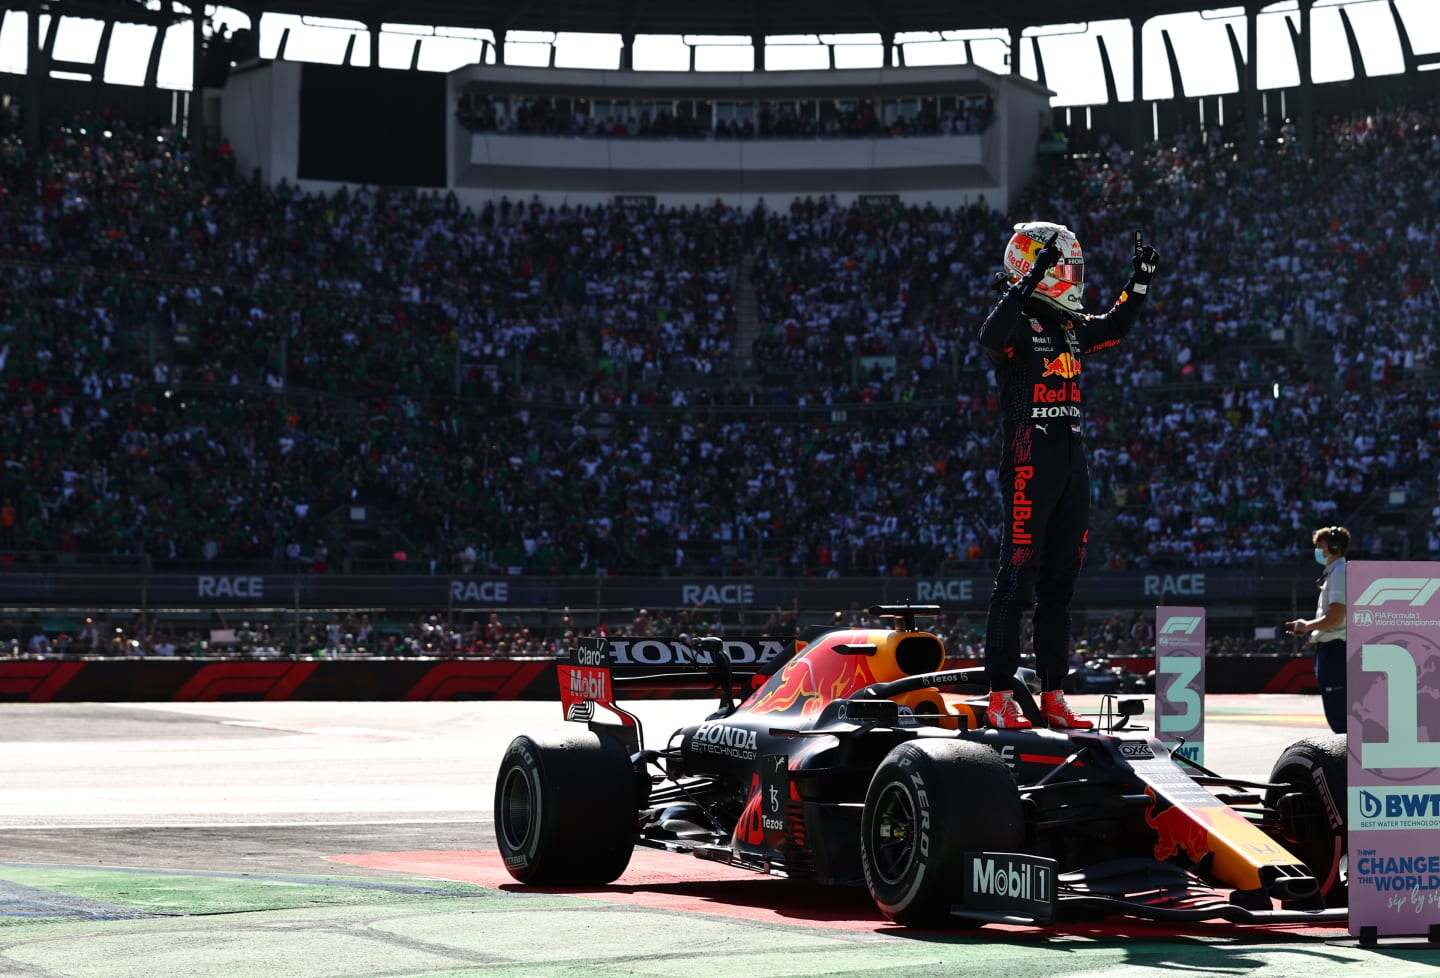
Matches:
[963,851,1056,926]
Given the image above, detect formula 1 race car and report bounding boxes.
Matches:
[494,605,1347,928]
[1061,656,1133,694]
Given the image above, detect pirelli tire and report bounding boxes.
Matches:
[861,738,1024,927]
[494,730,639,886]
[1266,734,1348,907]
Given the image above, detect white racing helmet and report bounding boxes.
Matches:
[1003,222,1084,312]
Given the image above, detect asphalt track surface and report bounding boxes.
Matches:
[1,695,1439,978]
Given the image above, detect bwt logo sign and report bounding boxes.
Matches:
[1355,786,1440,821]
[1353,578,1440,608]
[1159,616,1202,635]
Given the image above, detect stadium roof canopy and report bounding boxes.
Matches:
[209,0,1218,37]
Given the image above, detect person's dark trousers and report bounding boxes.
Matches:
[984,427,1089,691]
[1313,638,1347,735]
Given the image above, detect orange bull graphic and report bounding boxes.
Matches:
[1041,353,1081,379]
[746,630,881,716]
[1145,791,1216,864]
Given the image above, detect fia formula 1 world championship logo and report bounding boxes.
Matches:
[1352,578,1440,626]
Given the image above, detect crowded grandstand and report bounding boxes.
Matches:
[0,1,1437,663]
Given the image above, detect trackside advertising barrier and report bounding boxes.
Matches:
[1155,606,1205,766]
[1346,561,1440,942]
[0,653,1321,702]
[0,567,1313,611]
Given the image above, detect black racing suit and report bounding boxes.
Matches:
[977,277,1148,692]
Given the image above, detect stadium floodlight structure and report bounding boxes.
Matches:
[4,0,1438,195]
[7,2,1439,97]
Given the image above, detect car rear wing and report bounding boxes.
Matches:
[557,636,645,752]
[556,635,790,750]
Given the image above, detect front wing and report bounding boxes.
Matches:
[636,836,1346,927]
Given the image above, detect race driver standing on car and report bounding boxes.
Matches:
[978,223,1160,730]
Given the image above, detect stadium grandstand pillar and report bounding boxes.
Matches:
[1130,16,1145,152]
[1296,0,1315,155]
[199,32,233,88]
[1390,1,1421,100]
[370,22,381,71]
[1009,26,1022,76]
[621,33,635,71]
[23,0,41,149]
[1243,3,1262,158]
[495,28,507,66]
[190,7,206,155]
[753,34,765,70]
[233,28,258,63]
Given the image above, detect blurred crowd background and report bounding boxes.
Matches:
[1,93,1438,659]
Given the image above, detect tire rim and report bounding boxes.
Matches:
[870,782,917,886]
[498,766,537,852]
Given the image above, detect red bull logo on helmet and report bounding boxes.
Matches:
[1041,353,1081,379]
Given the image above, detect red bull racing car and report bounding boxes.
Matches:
[494,605,1347,928]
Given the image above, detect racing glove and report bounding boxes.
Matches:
[1131,242,1160,295]
[1017,232,1061,297]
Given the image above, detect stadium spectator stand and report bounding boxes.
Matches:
[454,90,995,139]
[1,98,1438,658]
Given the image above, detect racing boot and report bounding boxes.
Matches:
[1040,690,1093,730]
[986,690,1032,730]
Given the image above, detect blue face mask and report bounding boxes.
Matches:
[1314,547,1329,565]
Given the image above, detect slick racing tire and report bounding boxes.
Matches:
[861,739,1024,927]
[1267,734,1348,907]
[494,730,638,886]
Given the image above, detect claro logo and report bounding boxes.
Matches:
[1353,579,1440,608]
